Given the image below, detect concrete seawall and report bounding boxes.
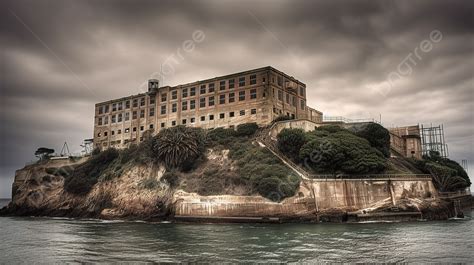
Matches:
[173,178,438,221]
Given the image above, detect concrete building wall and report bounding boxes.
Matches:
[93,66,322,150]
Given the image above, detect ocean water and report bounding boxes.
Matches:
[0,211,473,263]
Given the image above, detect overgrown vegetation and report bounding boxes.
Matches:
[411,151,470,191]
[276,125,388,175]
[350,123,391,158]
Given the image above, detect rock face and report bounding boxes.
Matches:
[1,157,460,222]
[3,157,172,220]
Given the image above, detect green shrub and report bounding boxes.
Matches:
[207,127,237,146]
[235,122,259,137]
[63,148,119,195]
[162,171,180,188]
[277,128,307,161]
[272,115,293,123]
[139,177,161,190]
[352,123,391,157]
[300,130,386,174]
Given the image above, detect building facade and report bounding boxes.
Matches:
[389,125,423,159]
[93,66,323,150]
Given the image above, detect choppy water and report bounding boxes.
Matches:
[0,210,473,262]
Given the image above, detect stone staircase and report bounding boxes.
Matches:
[255,125,312,180]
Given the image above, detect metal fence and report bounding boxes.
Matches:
[308,174,432,180]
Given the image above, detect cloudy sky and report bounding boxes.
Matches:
[1,0,473,198]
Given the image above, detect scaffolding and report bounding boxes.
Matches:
[420,124,449,158]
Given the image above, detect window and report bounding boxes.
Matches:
[149,97,155,105]
[133,127,137,132]
[111,115,116,123]
[161,122,165,128]
[182,88,188,98]
[112,103,117,112]
[140,126,144,131]
[190,117,195,123]
[229,79,235,89]
[200,97,206,108]
[278,90,283,101]
[104,116,108,124]
[172,103,177,113]
[251,108,256,115]
[98,106,103,114]
[133,99,138,107]
[299,86,305,96]
[200,116,205,121]
[140,97,145,106]
[125,112,130,121]
[250,74,256,85]
[111,130,115,136]
[98,117,102,125]
[300,100,305,110]
[140,109,145,118]
[277,76,282,86]
[172,121,176,126]
[229,111,235,117]
[286,93,290,104]
[117,102,122,111]
[190,87,196,96]
[209,114,214,120]
[149,108,155,116]
[250,89,257,99]
[240,110,245,116]
[104,105,109,113]
[292,96,297,107]
[161,105,166,115]
[149,124,154,129]
[209,83,215,93]
[104,131,108,136]
[208,96,215,106]
[172,91,177,100]
[182,101,188,111]
[182,119,187,125]
[161,93,167,102]
[118,129,122,135]
[219,94,225,104]
[219,113,225,119]
[200,85,206,94]
[125,100,130,109]
[239,91,245,101]
[118,113,122,122]
[239,76,245,87]
[229,92,235,103]
[123,128,129,133]
[190,99,196,110]
[263,77,266,83]
[219,81,226,90]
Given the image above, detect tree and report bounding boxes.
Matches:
[276,128,307,161]
[152,126,206,170]
[35,147,55,161]
[299,130,386,174]
[353,123,391,158]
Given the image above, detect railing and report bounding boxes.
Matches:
[308,174,432,180]
[323,116,379,124]
[438,189,471,198]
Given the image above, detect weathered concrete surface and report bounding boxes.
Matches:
[269,119,320,139]
[173,178,439,220]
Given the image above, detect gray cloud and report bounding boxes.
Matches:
[1,0,473,198]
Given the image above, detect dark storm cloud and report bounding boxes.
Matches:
[1,0,473,197]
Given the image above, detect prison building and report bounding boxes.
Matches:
[93,66,323,149]
[389,125,423,159]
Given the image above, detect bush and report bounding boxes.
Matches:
[63,148,119,195]
[300,130,386,174]
[277,128,307,161]
[229,142,300,202]
[207,127,237,146]
[139,177,161,190]
[272,115,293,123]
[162,171,180,188]
[235,123,259,137]
[352,123,391,158]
